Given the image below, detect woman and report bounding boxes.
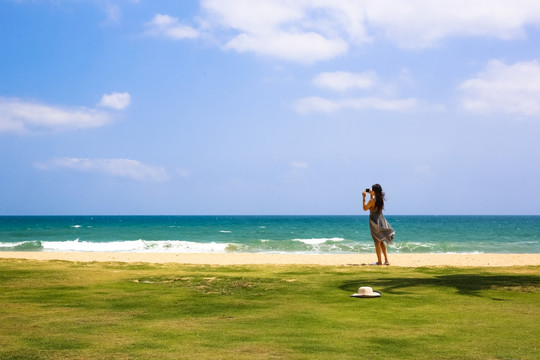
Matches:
[363,184,395,265]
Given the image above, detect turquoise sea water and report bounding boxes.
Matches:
[0,216,539,254]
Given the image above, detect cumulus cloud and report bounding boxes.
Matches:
[98,92,131,110]
[145,14,200,40]
[36,158,170,182]
[202,0,352,63]
[224,31,348,63]
[294,96,418,114]
[360,0,540,49]
[312,71,377,92]
[1,92,130,134]
[0,98,112,133]
[458,60,540,116]
[193,0,540,62]
[294,97,340,114]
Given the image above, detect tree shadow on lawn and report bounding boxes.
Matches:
[340,274,540,297]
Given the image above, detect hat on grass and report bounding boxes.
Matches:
[350,286,381,298]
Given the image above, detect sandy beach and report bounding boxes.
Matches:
[0,252,538,267]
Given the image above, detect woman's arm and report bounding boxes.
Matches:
[363,191,374,211]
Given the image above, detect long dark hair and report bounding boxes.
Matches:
[372,184,385,212]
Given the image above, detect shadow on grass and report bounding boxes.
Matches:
[340,274,540,297]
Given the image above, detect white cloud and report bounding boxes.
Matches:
[294,96,418,114]
[312,71,377,92]
[459,60,540,116]
[98,92,131,110]
[290,161,308,170]
[99,0,141,25]
[361,0,540,49]
[145,14,200,40]
[0,98,112,133]
[294,97,340,114]
[36,158,170,182]
[202,0,353,63]
[195,0,540,62]
[203,0,306,36]
[287,160,309,179]
[104,3,121,24]
[224,31,347,64]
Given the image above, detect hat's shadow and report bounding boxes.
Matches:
[340,274,539,298]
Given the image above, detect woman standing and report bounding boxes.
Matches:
[363,184,395,265]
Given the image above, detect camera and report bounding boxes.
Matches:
[365,188,371,193]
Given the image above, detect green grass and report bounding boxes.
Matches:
[0,259,538,359]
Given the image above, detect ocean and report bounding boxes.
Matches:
[0,216,539,254]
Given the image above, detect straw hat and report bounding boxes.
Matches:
[350,286,381,298]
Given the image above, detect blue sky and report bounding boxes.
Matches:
[1,0,539,215]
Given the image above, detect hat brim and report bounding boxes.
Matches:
[350,291,381,298]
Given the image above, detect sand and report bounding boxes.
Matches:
[0,252,539,266]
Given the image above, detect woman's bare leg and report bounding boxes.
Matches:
[380,242,390,265]
[374,242,383,265]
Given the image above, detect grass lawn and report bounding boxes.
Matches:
[0,259,538,359]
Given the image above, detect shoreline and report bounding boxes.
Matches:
[0,252,539,267]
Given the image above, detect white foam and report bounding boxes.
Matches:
[42,239,146,252]
[40,239,231,253]
[142,240,229,253]
[219,230,232,233]
[0,241,28,248]
[292,238,344,245]
[392,242,436,251]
